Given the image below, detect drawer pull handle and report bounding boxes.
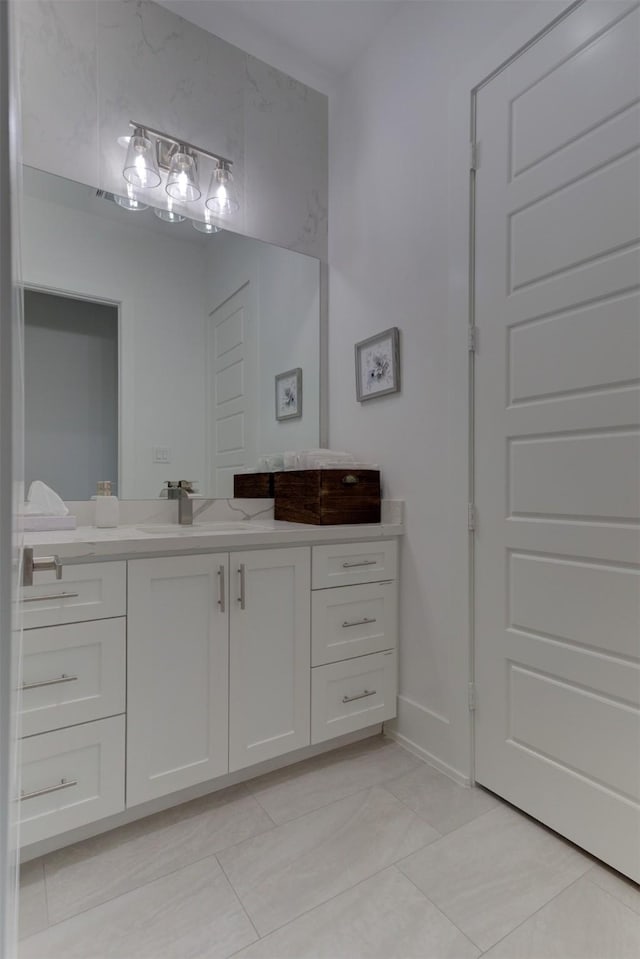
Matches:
[238,564,246,610]
[20,778,78,802]
[342,560,377,569]
[218,565,226,613]
[342,689,376,704]
[20,673,78,692]
[341,475,359,485]
[23,592,79,604]
[342,617,377,629]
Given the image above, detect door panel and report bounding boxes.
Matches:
[474,0,640,881]
[127,555,229,805]
[208,283,257,498]
[229,547,310,772]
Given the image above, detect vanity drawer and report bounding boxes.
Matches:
[19,716,125,846]
[311,650,397,744]
[19,619,126,738]
[312,540,397,589]
[21,561,126,629]
[312,581,397,666]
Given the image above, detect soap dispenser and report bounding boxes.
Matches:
[95,480,119,528]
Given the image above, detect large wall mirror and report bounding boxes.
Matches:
[21,166,322,500]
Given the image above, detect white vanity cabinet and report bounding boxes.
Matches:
[126,554,230,806]
[310,541,398,743]
[19,531,400,854]
[229,547,311,771]
[18,562,127,846]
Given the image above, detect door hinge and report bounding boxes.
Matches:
[470,140,480,171]
[468,326,478,353]
[468,682,477,711]
[467,503,476,531]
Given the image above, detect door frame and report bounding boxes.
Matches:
[22,283,123,500]
[0,0,21,953]
[446,0,582,783]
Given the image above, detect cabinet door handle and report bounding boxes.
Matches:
[342,617,377,628]
[218,564,226,613]
[238,564,246,609]
[342,689,376,704]
[21,673,78,691]
[23,592,79,604]
[342,560,377,569]
[20,778,78,802]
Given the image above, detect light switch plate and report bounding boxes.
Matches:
[153,446,171,463]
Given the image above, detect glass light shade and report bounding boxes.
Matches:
[113,192,148,212]
[123,132,161,189]
[166,150,201,202]
[205,165,239,216]
[192,217,222,235]
[153,206,186,224]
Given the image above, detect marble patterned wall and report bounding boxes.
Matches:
[17,0,328,259]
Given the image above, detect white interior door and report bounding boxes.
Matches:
[207,282,257,497]
[474,0,640,881]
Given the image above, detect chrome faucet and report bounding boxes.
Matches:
[164,481,198,525]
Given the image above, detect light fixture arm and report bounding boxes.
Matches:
[129,121,233,171]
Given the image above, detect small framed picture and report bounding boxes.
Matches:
[275,367,302,420]
[355,327,401,402]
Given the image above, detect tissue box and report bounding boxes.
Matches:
[274,469,381,525]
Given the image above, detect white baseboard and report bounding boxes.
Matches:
[385,727,470,787]
[385,694,470,787]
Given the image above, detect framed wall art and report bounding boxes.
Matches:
[355,327,401,401]
[275,367,302,420]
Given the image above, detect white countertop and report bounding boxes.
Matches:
[25,518,404,563]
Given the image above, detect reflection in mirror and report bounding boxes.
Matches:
[21,166,320,500]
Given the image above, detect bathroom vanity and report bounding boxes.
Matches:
[18,517,402,854]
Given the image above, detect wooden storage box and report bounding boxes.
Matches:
[233,472,275,498]
[274,469,381,525]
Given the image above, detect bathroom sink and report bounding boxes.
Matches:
[136,522,267,535]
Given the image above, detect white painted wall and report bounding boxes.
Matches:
[328,1,561,779]
[18,0,328,259]
[21,190,208,499]
[206,231,320,458]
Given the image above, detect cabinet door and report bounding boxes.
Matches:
[229,547,310,772]
[127,555,229,806]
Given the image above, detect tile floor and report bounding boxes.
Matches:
[18,735,640,959]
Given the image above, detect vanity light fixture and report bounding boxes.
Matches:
[166,148,201,203]
[122,127,161,189]
[153,205,186,224]
[205,161,239,216]
[120,122,236,213]
[192,212,222,235]
[112,183,148,212]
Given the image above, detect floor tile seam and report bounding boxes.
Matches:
[246,789,283,827]
[395,847,591,954]
[242,743,417,805]
[213,852,262,947]
[583,871,640,918]
[41,846,255,931]
[41,857,51,935]
[379,782,451,833]
[474,871,595,955]
[223,863,412,953]
[215,784,441,940]
[395,866,482,956]
[243,782,382,829]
